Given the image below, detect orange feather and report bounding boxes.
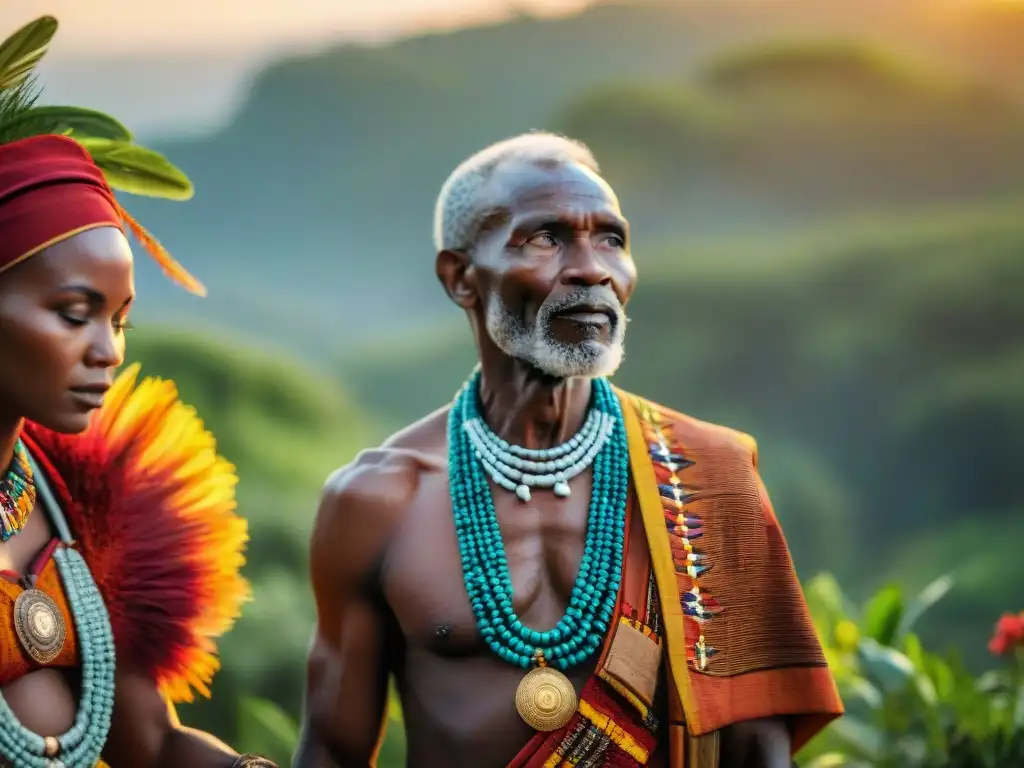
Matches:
[116,203,207,297]
[23,364,249,703]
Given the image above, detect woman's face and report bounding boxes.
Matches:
[0,226,135,434]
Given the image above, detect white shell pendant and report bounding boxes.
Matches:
[465,410,612,502]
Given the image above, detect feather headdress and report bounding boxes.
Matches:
[0,16,205,295]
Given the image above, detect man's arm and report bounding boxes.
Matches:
[99,449,413,768]
[294,458,408,768]
[720,717,792,768]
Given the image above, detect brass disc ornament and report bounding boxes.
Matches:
[515,666,577,732]
[13,588,67,665]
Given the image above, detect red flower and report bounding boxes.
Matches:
[988,612,1024,656]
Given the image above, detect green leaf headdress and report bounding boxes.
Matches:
[0,16,205,295]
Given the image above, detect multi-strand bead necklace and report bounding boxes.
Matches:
[0,452,116,767]
[449,372,628,731]
[0,440,37,542]
[463,405,615,502]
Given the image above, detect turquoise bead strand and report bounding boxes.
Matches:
[0,546,117,767]
[448,373,628,672]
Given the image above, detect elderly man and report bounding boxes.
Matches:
[296,132,843,768]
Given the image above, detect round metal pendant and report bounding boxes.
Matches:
[515,666,578,732]
[13,588,67,665]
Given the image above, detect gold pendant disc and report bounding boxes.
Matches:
[13,588,67,665]
[514,666,577,732]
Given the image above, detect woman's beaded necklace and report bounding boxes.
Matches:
[0,453,116,768]
[448,372,629,731]
[0,440,37,542]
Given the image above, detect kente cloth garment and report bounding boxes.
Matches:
[499,390,844,768]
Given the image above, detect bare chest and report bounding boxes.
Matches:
[382,471,600,766]
[384,470,594,656]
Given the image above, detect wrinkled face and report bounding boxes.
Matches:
[468,161,636,379]
[0,227,135,433]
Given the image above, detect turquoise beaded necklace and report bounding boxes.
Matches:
[448,372,629,674]
[0,454,116,768]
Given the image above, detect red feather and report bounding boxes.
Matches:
[22,364,249,702]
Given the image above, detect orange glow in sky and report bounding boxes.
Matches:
[3,0,597,56]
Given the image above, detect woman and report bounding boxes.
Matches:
[0,18,277,768]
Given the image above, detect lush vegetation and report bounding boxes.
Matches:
[123,330,377,745]
[106,0,1024,354]
[800,576,1023,767]
[10,2,1023,764]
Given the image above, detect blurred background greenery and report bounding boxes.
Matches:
[14,0,1024,764]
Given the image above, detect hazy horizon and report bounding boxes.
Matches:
[3,0,607,137]
[4,0,597,57]
[5,0,1012,139]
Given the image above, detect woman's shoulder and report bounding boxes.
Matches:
[22,363,250,704]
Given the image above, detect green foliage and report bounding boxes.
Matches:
[0,15,194,203]
[237,698,300,767]
[0,16,50,144]
[0,15,56,90]
[233,691,407,766]
[122,329,379,744]
[79,138,194,200]
[0,105,133,142]
[800,575,1024,768]
[862,587,905,648]
[0,77,41,143]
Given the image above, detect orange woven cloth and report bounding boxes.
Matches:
[0,540,79,686]
[621,391,844,762]
[502,391,844,768]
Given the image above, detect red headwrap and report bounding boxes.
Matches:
[0,134,204,294]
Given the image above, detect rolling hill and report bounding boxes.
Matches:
[112,0,1024,359]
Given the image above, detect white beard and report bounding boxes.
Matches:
[485,287,626,379]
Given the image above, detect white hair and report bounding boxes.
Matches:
[433,131,600,252]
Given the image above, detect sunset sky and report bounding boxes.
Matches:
[4,0,1001,138]
[0,0,608,136]
[4,0,596,56]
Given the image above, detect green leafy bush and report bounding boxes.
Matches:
[800,575,1024,768]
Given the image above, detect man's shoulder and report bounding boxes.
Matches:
[618,389,758,461]
[311,407,450,587]
[317,407,449,527]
